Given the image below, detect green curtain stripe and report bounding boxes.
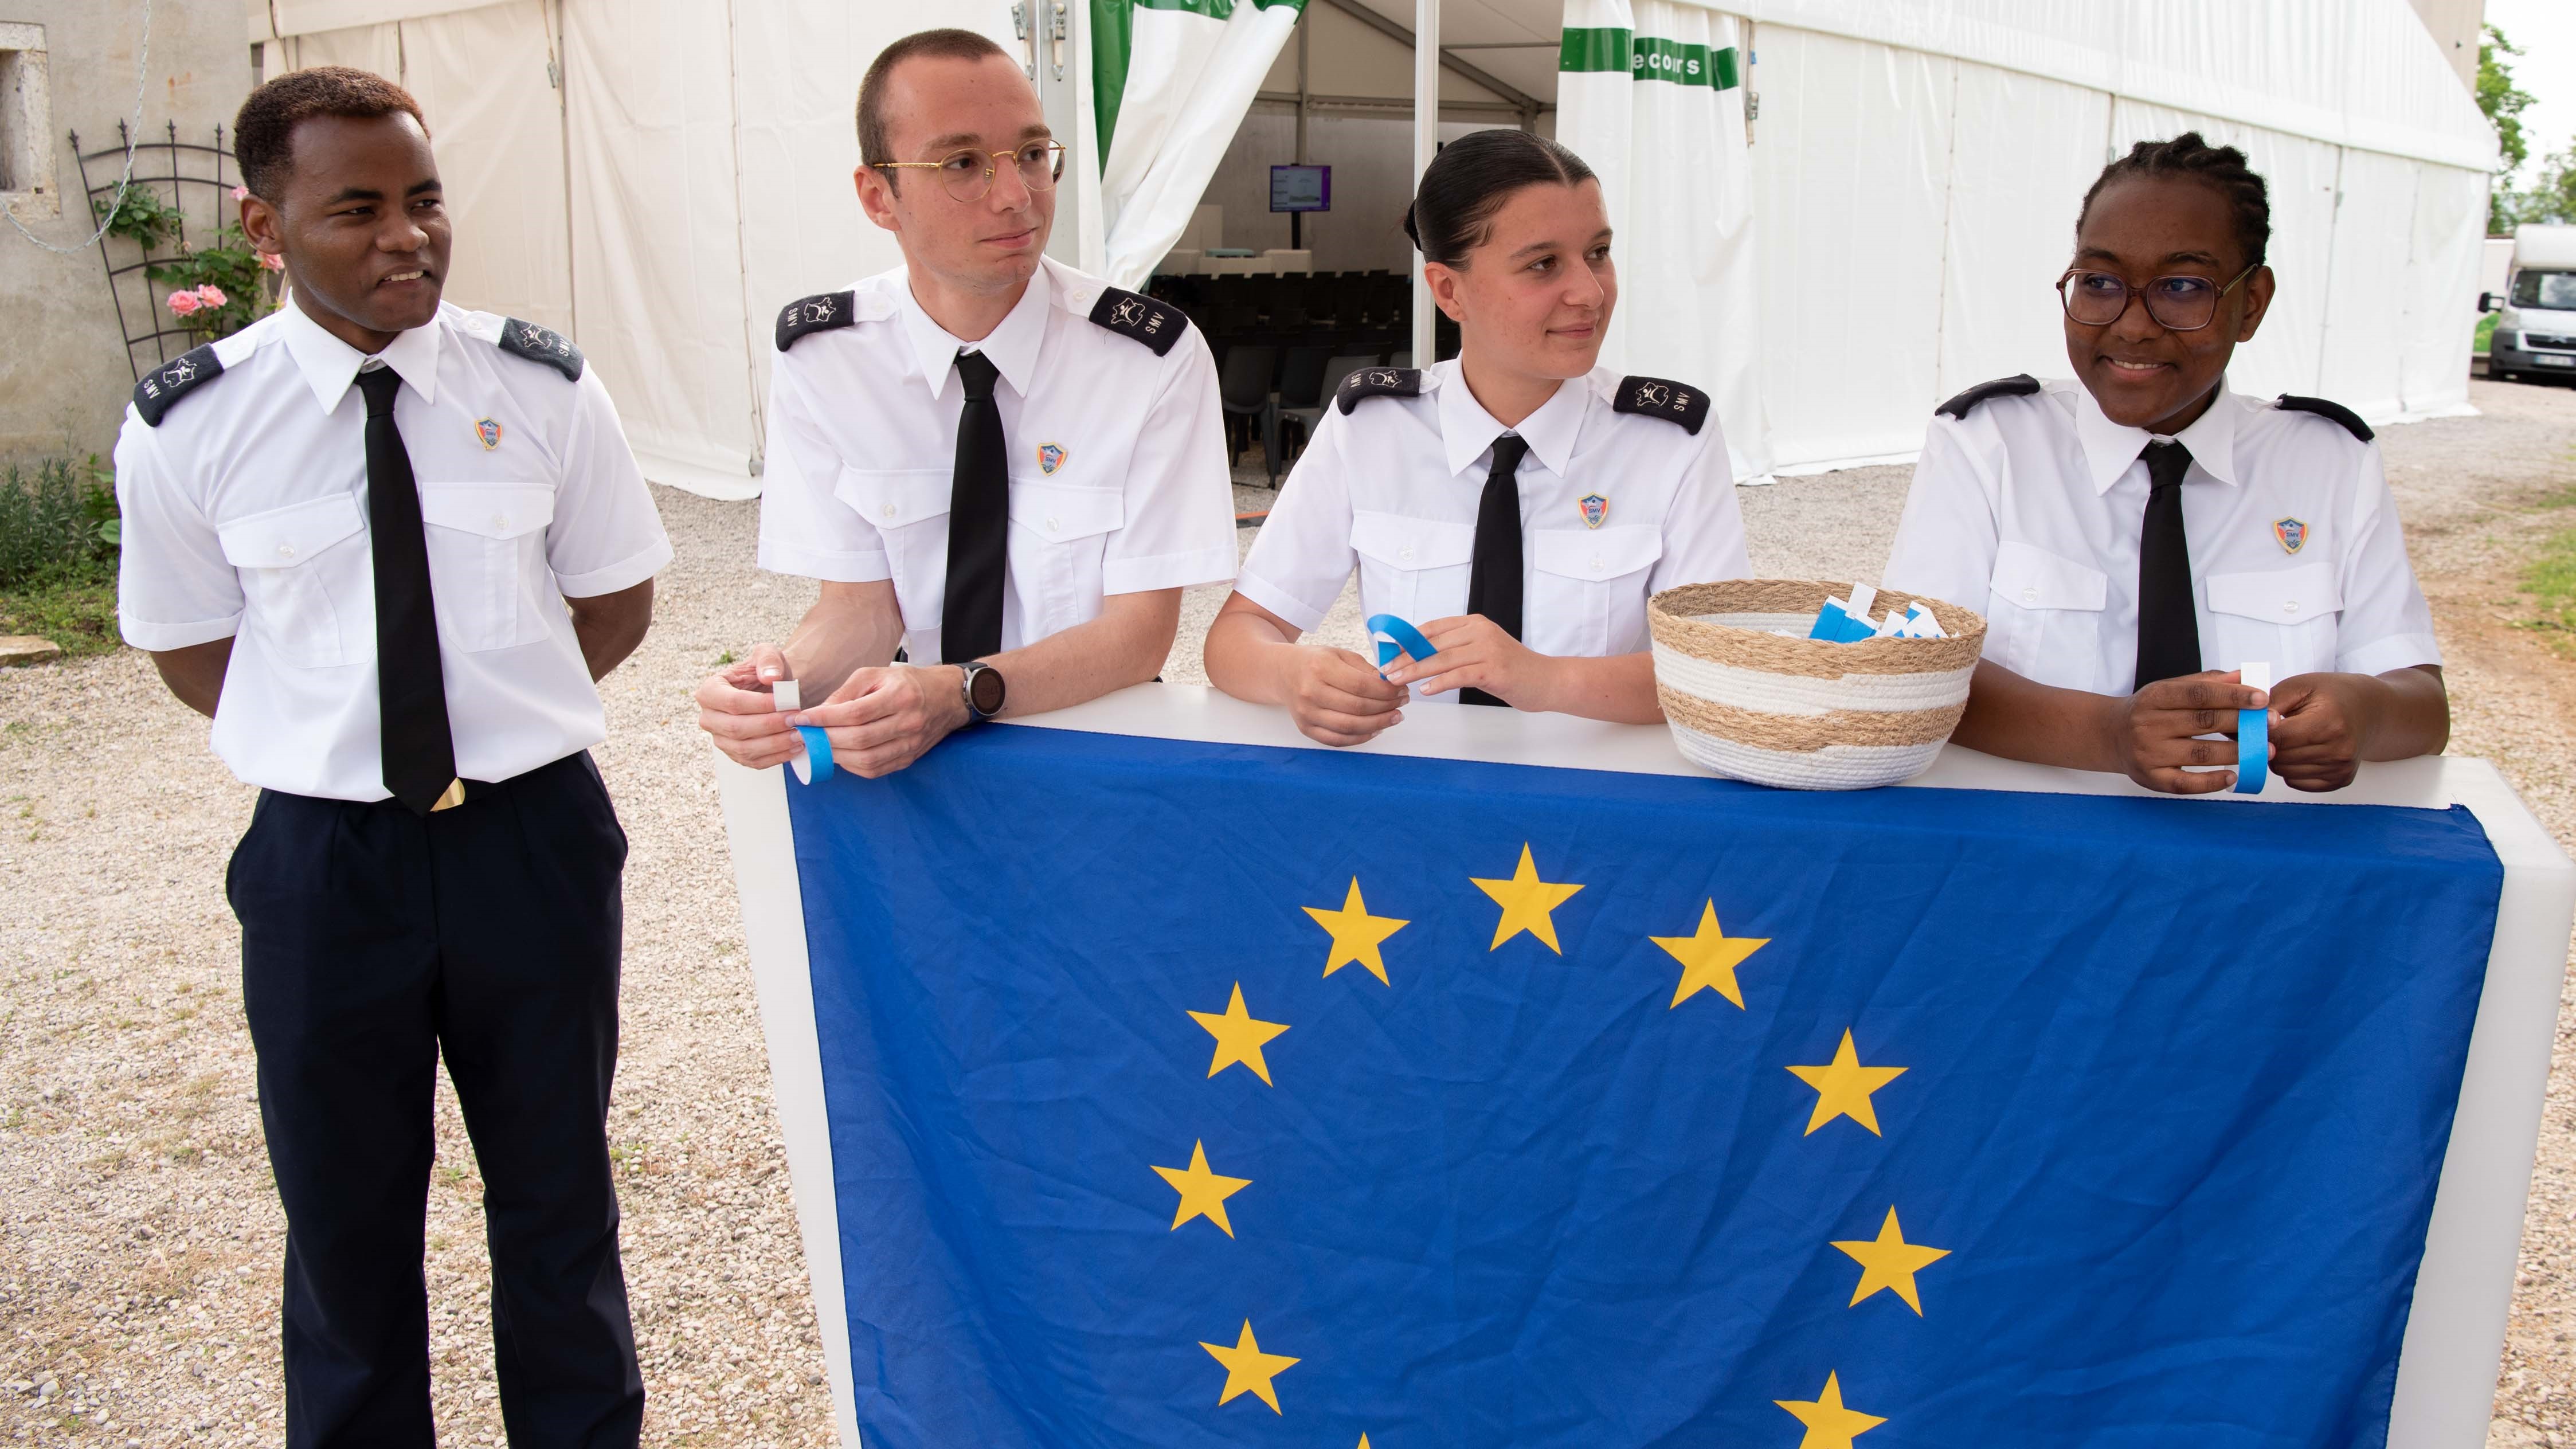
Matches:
[1560,28,1739,90]
[1093,0,1307,167]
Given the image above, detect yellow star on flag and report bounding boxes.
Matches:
[1786,1030,1907,1136]
[1774,1371,1886,1449]
[1152,1141,1252,1237]
[1303,878,1410,984]
[1471,844,1585,953]
[1189,984,1290,1086]
[1199,1319,1299,1413]
[1650,900,1770,1009]
[1831,1207,1951,1314]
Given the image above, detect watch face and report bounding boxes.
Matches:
[969,665,1007,716]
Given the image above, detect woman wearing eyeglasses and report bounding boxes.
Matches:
[1881,132,2447,793]
[1203,130,1751,745]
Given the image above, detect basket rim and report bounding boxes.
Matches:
[1649,579,1987,677]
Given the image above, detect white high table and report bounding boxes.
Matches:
[718,683,2576,1449]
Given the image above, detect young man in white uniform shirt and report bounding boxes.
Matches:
[695,29,1234,773]
[115,69,668,1446]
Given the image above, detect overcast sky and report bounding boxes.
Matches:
[2483,0,2576,183]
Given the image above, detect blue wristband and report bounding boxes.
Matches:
[2234,663,2271,794]
[793,724,835,785]
[1367,613,1439,670]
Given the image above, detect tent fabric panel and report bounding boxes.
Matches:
[1931,64,2106,405]
[2313,146,2420,425]
[561,0,760,492]
[266,22,404,79]
[1096,1,1307,288]
[1748,25,1953,472]
[259,0,521,42]
[396,0,575,335]
[2399,159,2481,418]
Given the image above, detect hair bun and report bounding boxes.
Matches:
[1401,203,1421,249]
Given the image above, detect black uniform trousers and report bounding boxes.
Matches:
[227,750,644,1448]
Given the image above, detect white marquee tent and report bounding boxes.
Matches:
[245,0,2496,495]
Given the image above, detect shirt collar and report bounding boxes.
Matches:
[277,295,444,412]
[1435,359,1585,479]
[898,262,1052,401]
[2072,379,2241,493]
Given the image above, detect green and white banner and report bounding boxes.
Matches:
[1557,0,1770,479]
[1090,0,1306,289]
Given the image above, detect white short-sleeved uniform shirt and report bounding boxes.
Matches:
[755,256,1237,661]
[1234,362,1752,702]
[113,300,673,801]
[1882,378,2440,696]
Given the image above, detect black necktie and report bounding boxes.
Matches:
[358,365,459,815]
[942,350,1008,664]
[1461,434,1532,708]
[2132,438,2202,692]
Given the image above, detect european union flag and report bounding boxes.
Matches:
[787,726,2500,1448]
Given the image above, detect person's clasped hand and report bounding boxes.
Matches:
[783,664,968,780]
[1380,614,1547,707]
[694,644,802,770]
[1285,645,1406,747]
[2100,669,2269,794]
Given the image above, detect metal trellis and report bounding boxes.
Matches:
[72,121,240,382]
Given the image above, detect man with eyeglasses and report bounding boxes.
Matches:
[1882,132,2448,794]
[695,28,1235,777]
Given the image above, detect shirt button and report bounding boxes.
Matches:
[1590,555,1604,571]
[2021,586,2038,604]
[277,543,296,559]
[490,512,508,531]
[2284,600,2300,614]
[1399,546,1415,562]
[1046,515,1061,533]
[882,503,898,520]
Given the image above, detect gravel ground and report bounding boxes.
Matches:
[1,381,2569,1445]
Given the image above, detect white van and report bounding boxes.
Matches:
[2484,224,2576,383]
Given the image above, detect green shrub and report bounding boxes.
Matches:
[0,457,120,589]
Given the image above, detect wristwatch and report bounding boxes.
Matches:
[958,660,1007,723]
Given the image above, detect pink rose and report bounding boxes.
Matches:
[166,290,201,316]
[231,186,249,202]
[194,284,228,307]
[258,251,284,271]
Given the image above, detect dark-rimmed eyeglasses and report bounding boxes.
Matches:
[2057,264,2259,332]
[871,140,1067,202]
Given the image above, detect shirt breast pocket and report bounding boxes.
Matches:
[217,494,366,669]
[1985,540,2109,694]
[832,468,953,633]
[1350,511,1476,632]
[1008,481,1125,636]
[417,483,557,652]
[1530,526,1663,656]
[2207,562,2341,679]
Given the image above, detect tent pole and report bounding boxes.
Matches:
[1411,0,1438,365]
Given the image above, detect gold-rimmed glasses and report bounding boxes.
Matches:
[872,139,1067,202]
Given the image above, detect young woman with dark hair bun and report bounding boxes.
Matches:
[1203,129,1751,745]
[1883,132,2449,794]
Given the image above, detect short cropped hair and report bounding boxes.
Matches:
[2078,131,2272,272]
[857,28,1012,173]
[234,66,428,202]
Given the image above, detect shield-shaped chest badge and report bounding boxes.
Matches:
[1579,493,1608,530]
[475,417,503,451]
[1038,442,1067,475]
[2273,516,2307,554]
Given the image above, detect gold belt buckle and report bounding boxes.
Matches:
[429,778,467,812]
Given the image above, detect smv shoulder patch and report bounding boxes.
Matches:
[776,291,856,353]
[1087,286,1186,357]
[498,318,584,381]
[1336,366,1422,414]
[132,344,226,428]
[1611,375,1710,435]
[2273,393,2374,442]
[1934,374,2039,420]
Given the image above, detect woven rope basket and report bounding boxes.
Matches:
[1648,579,1988,790]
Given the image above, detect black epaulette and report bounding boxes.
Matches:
[498,318,583,381]
[1934,374,2039,420]
[1611,374,1710,435]
[2274,394,2373,442]
[132,344,226,428]
[776,291,855,352]
[1335,366,1421,414]
[1087,286,1186,357]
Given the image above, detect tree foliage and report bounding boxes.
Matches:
[2480,24,2536,234]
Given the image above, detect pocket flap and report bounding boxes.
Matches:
[833,467,954,528]
[2207,562,2340,622]
[1533,525,1662,581]
[418,483,554,541]
[218,493,364,568]
[1008,481,1125,541]
[1350,510,1475,570]
[1991,539,2108,612]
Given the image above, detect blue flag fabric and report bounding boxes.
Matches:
[785,726,2502,1449]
